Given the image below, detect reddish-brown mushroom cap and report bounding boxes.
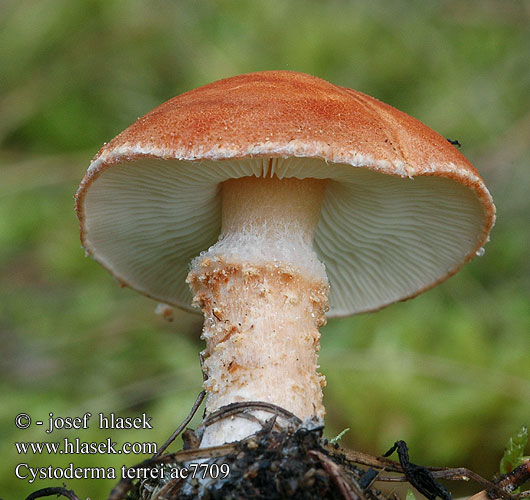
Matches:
[75,70,495,317]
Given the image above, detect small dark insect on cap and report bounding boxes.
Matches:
[446,138,462,148]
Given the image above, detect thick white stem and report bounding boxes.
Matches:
[187,176,329,447]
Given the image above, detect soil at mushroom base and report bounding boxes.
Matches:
[137,423,391,500]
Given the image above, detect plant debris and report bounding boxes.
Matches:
[383,440,452,500]
[136,421,389,500]
[21,398,530,500]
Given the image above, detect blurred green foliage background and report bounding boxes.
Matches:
[1,0,529,498]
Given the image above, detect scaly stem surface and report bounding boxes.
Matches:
[187,175,329,447]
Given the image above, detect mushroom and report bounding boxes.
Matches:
[75,71,495,447]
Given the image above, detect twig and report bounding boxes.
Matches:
[435,468,516,500]
[154,390,206,458]
[202,401,302,428]
[171,442,237,461]
[25,487,81,500]
[497,460,530,493]
[324,443,405,473]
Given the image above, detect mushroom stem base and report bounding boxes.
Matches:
[187,258,328,447]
